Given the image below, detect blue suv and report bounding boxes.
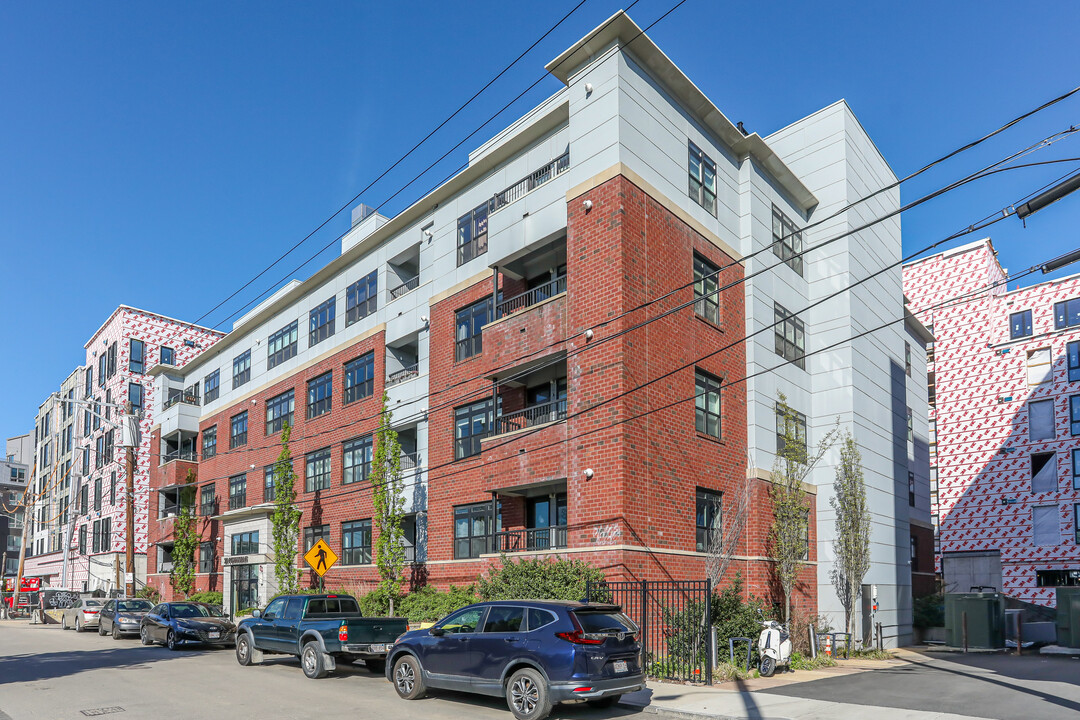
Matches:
[386,600,644,720]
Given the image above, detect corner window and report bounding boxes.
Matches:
[346,271,378,326]
[265,390,294,435]
[455,298,491,361]
[771,206,804,276]
[129,339,145,374]
[342,436,373,485]
[160,346,175,366]
[694,370,722,438]
[107,342,117,378]
[233,350,251,389]
[1009,310,1033,340]
[907,407,914,443]
[688,141,717,216]
[457,203,489,266]
[309,297,336,347]
[307,372,333,419]
[695,488,722,552]
[305,448,331,492]
[343,352,375,404]
[693,254,720,325]
[98,353,107,387]
[84,367,93,398]
[1029,399,1056,441]
[230,411,249,449]
[342,520,372,565]
[268,321,298,370]
[1054,298,1080,329]
[774,303,806,370]
[454,399,494,459]
[204,370,220,403]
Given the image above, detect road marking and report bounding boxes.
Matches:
[80,708,125,717]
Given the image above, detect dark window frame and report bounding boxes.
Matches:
[160,346,175,366]
[230,411,249,449]
[695,488,722,552]
[774,303,806,370]
[771,205,804,276]
[202,425,217,459]
[342,436,373,486]
[776,403,808,460]
[309,297,336,347]
[345,271,378,326]
[231,530,259,556]
[455,298,491,361]
[264,465,277,502]
[694,369,722,438]
[454,399,494,459]
[693,254,721,325]
[457,203,489,266]
[688,141,717,215]
[199,485,216,516]
[454,501,500,559]
[199,542,214,573]
[1010,309,1033,340]
[343,352,375,404]
[305,447,332,492]
[265,389,295,435]
[304,525,329,553]
[204,370,220,403]
[1054,298,1080,330]
[129,339,145,374]
[233,350,251,389]
[267,321,299,370]
[307,372,333,419]
[342,519,372,565]
[228,473,247,510]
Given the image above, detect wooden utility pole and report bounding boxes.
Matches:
[124,402,136,599]
[13,461,38,614]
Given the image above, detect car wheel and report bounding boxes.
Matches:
[235,634,254,667]
[75,617,82,632]
[506,667,552,720]
[61,615,68,631]
[587,695,621,709]
[301,641,328,679]
[140,626,153,645]
[112,624,122,640]
[167,630,180,652]
[392,655,426,700]
[98,621,107,636]
[759,655,776,677]
[365,659,385,674]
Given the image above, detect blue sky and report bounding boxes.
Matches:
[2,0,1078,437]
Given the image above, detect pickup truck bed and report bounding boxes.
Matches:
[235,594,408,679]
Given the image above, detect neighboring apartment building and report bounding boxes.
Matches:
[21,307,222,591]
[904,238,1080,607]
[143,12,923,643]
[1,443,30,577]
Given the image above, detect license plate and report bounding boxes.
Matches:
[369,644,386,653]
[613,660,628,674]
[208,631,220,639]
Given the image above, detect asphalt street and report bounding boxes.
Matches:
[0,622,641,720]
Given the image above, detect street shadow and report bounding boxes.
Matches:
[414,687,646,718]
[0,645,215,685]
[732,676,765,720]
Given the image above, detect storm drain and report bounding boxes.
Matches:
[80,708,125,717]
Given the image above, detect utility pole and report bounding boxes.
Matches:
[123,402,137,599]
[13,463,37,613]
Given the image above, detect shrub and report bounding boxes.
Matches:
[787,609,832,655]
[187,591,223,606]
[477,555,608,602]
[137,585,162,604]
[397,585,479,623]
[913,593,944,629]
[712,575,768,648]
[235,607,256,618]
[790,651,837,670]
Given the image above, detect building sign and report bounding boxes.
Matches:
[224,556,249,566]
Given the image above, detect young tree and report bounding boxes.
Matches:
[169,479,198,597]
[770,394,837,624]
[271,423,302,595]
[830,432,871,637]
[371,393,405,613]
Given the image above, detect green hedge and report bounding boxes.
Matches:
[477,555,608,602]
[187,591,223,606]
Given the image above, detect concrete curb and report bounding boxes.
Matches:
[618,702,742,720]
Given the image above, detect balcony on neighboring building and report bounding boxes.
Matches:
[157,377,201,438]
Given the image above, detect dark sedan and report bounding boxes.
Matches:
[140,602,236,651]
[98,598,154,639]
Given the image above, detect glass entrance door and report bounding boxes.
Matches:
[526,493,567,550]
[232,564,259,615]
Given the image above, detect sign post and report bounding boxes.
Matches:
[303,539,338,591]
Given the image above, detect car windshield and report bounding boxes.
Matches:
[170,603,214,618]
[118,600,153,612]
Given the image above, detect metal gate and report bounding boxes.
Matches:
[586,579,713,684]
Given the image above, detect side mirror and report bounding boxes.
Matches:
[252,609,262,619]
[429,627,445,637]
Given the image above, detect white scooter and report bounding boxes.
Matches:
[756,618,792,677]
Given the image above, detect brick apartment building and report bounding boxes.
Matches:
[905,238,1080,606]
[21,306,222,592]
[144,12,926,643]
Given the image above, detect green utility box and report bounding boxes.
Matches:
[1056,587,1080,648]
[944,593,1006,649]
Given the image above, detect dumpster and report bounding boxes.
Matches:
[944,592,1005,649]
[1056,587,1080,648]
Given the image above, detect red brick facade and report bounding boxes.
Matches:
[147,175,817,616]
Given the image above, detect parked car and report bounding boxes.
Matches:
[386,600,645,720]
[140,602,236,651]
[98,598,155,639]
[234,594,408,679]
[60,598,103,632]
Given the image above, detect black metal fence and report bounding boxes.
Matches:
[586,579,713,684]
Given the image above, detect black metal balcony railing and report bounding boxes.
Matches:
[496,275,566,318]
[495,525,568,553]
[400,452,419,471]
[495,399,567,435]
[163,386,201,410]
[491,152,570,213]
[386,363,419,387]
[389,275,420,300]
[403,544,416,563]
[162,449,198,464]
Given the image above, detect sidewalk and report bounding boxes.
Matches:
[618,652,995,720]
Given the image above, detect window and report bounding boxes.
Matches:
[910,535,917,563]
[264,465,277,502]
[100,517,111,552]
[199,485,216,516]
[342,520,372,565]
[128,382,143,411]
[528,608,557,631]
[84,367,93,398]
[304,525,329,552]
[695,488,722,552]
[307,372,333,419]
[231,531,259,556]
[305,448,331,492]
[1072,396,1080,436]
[343,352,375,404]
[907,407,914,443]
[346,271,378,326]
[94,477,102,512]
[98,353,106,387]
[160,346,175,366]
[1032,452,1057,494]
[1036,569,1080,587]
[129,339,145,373]
[230,411,248,449]
[199,542,214,573]
[693,254,720,325]
[908,471,915,506]
[265,390,295,435]
[905,342,912,377]
[774,303,806,370]
[1010,310,1033,340]
[1076,504,1080,545]
[436,607,484,634]
[309,297,336,346]
[1069,342,1080,383]
[801,509,811,561]
[771,205,804,275]
[1029,399,1056,441]
[202,426,217,459]
[229,474,247,510]
[92,520,100,553]
[95,436,104,469]
[457,203,489,266]
[268,321,298,369]
[110,471,116,505]
[107,342,117,378]
[343,436,373,485]
[694,370,722,438]
[485,606,525,633]
[1033,505,1059,547]
[455,298,491,361]
[688,141,717,215]
[78,525,87,555]
[1054,298,1080,329]
[80,483,88,515]
[1027,348,1052,386]
[233,350,251,389]
[1073,449,1080,490]
[204,370,220,403]
[454,502,499,559]
[776,403,808,459]
[455,399,494,459]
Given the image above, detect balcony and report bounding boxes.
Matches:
[386,335,421,389]
[496,275,566,318]
[389,274,420,300]
[488,359,568,439]
[490,151,570,215]
[495,398,567,435]
[387,363,419,388]
[158,385,201,436]
[163,384,200,410]
[388,243,421,302]
[495,525,568,553]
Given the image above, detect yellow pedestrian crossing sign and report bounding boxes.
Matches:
[304,539,337,577]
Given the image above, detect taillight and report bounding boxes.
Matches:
[555,613,604,645]
[338,622,348,643]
